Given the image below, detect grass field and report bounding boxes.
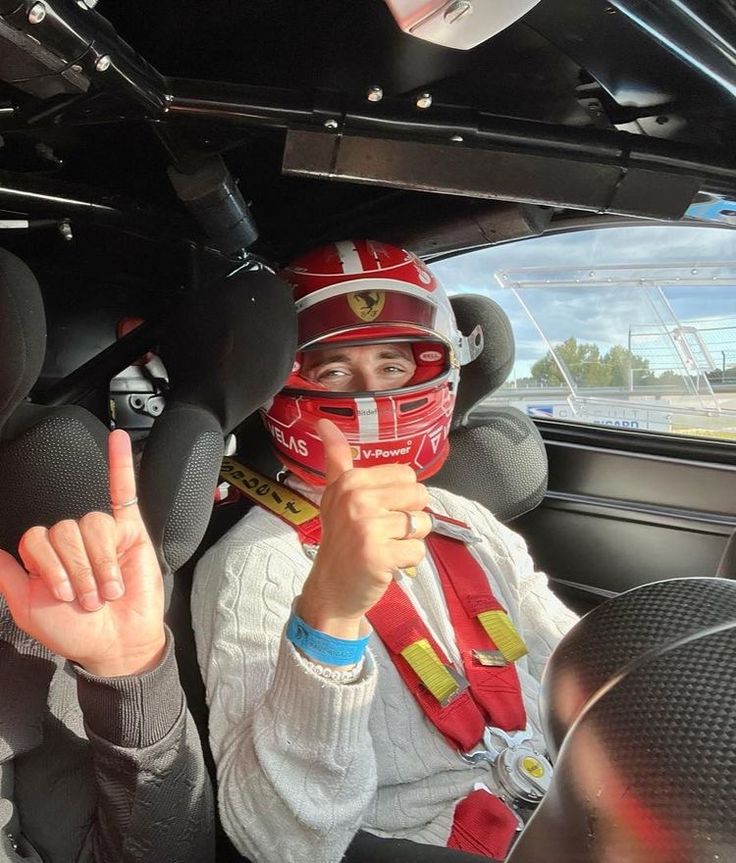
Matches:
[673,427,736,442]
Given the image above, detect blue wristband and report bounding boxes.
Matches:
[286,612,370,667]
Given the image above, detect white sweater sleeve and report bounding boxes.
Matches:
[192,538,378,863]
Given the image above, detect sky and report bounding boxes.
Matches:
[431,224,736,380]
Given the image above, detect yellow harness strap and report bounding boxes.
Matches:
[220,458,318,525]
[477,610,528,662]
[400,639,461,704]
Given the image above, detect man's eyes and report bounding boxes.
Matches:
[315,363,409,383]
[317,367,349,381]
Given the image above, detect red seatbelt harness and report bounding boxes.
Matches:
[222,459,552,857]
[221,456,527,747]
[367,525,528,750]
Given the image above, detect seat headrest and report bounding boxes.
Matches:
[451,294,514,426]
[0,249,46,431]
[139,268,297,576]
[432,411,547,521]
[158,268,297,433]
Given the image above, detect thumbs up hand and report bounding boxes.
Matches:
[297,420,431,641]
[0,430,166,677]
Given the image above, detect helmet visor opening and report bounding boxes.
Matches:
[287,335,452,397]
[283,368,454,402]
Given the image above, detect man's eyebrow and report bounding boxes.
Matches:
[308,352,351,368]
[377,348,410,359]
[307,346,413,369]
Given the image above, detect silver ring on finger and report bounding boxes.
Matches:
[400,510,420,540]
[111,495,138,510]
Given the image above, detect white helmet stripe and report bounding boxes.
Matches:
[334,240,364,275]
[388,396,399,438]
[355,396,380,439]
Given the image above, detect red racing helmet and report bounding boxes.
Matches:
[261,240,483,484]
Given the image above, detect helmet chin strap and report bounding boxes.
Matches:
[281,469,326,502]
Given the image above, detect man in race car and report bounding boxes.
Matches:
[193,240,578,862]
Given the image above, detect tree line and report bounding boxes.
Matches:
[519,338,736,388]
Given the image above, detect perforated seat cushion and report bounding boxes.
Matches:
[432,408,547,522]
[0,407,109,553]
[140,404,225,575]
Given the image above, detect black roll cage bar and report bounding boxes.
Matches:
[0,0,734,409]
[0,0,735,226]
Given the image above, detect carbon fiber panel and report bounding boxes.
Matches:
[510,577,736,863]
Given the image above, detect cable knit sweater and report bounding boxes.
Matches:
[192,487,577,863]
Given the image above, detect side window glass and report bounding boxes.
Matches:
[431,225,736,442]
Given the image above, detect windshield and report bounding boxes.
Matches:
[432,224,736,442]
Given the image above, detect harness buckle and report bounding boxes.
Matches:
[462,726,532,765]
[302,543,319,561]
[437,666,470,707]
[462,726,553,807]
[428,514,482,545]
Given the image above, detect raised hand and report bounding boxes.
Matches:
[297,419,431,640]
[0,430,166,677]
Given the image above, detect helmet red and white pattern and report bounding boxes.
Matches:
[262,240,482,484]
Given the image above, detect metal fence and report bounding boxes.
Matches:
[629,319,736,387]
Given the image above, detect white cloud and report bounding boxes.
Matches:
[432,224,736,377]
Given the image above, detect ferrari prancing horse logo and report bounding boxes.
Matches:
[347,290,385,322]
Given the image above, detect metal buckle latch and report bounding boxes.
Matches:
[462,726,532,765]
[302,543,319,561]
[462,726,553,806]
[429,514,482,545]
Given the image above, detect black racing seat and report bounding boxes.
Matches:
[149,285,534,862]
[432,294,548,522]
[0,248,110,556]
[136,268,296,760]
[0,246,296,862]
[509,576,736,863]
[139,268,296,579]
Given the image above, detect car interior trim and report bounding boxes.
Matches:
[547,578,618,601]
[538,424,736,468]
[542,491,736,533]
